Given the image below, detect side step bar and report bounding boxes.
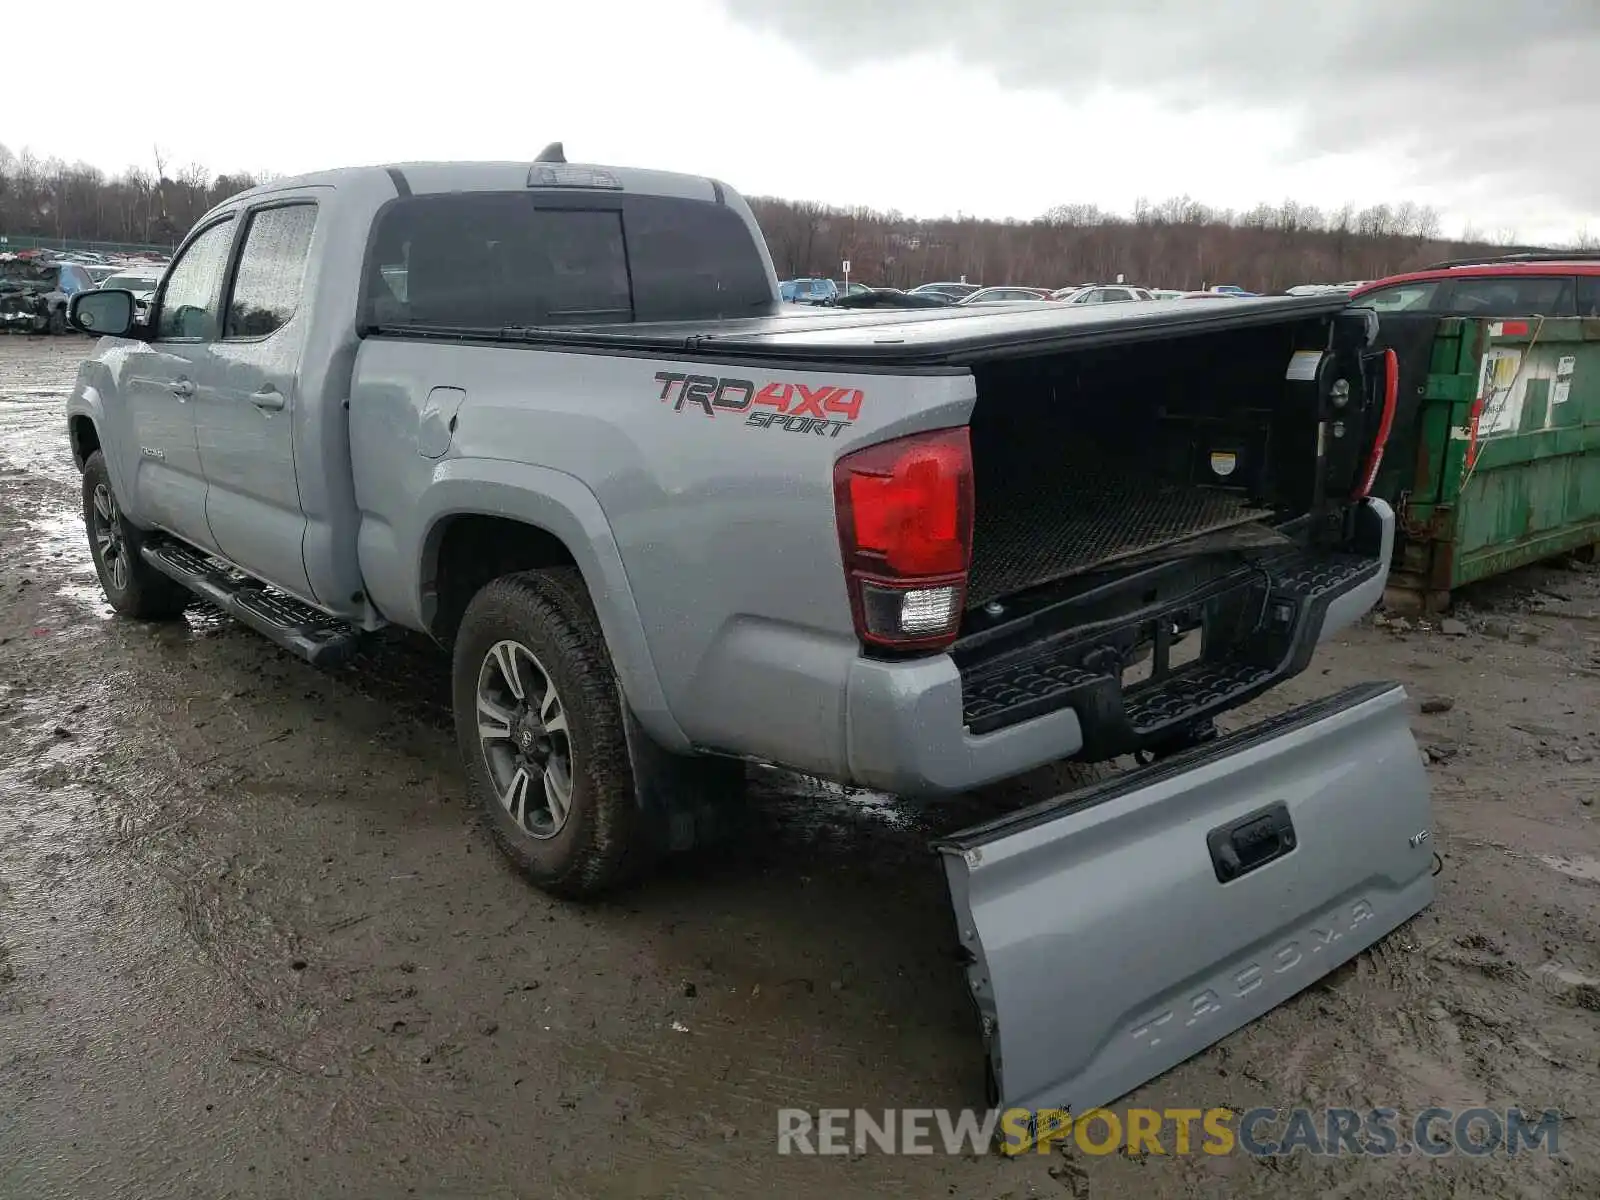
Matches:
[142,542,362,667]
[937,681,1435,1119]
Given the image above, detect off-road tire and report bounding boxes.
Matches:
[81,451,191,619]
[48,306,67,336]
[452,569,645,899]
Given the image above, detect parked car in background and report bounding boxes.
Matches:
[1178,290,1236,300]
[957,286,1050,305]
[908,281,981,302]
[1053,284,1155,304]
[0,258,96,334]
[779,277,838,306]
[1149,288,1186,301]
[833,286,956,309]
[833,280,873,298]
[1209,284,1260,297]
[1347,255,1600,317]
[98,267,165,323]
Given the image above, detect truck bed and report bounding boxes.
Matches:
[376,294,1352,366]
[967,442,1274,605]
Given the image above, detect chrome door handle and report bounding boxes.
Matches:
[171,379,195,399]
[250,386,286,412]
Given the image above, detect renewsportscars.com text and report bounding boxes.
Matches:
[776,1106,1564,1158]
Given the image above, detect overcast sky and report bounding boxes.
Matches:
[14,0,1599,243]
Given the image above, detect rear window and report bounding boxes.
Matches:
[362,191,773,331]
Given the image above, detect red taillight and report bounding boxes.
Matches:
[1353,348,1399,500]
[835,427,974,649]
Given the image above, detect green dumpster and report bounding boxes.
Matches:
[1383,316,1600,610]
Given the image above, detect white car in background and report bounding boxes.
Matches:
[957,286,1051,305]
[1051,284,1155,304]
[97,268,165,323]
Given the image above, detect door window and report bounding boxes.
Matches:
[156,219,235,340]
[1437,275,1575,317]
[224,204,318,339]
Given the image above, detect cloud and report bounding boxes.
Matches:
[718,0,1600,218]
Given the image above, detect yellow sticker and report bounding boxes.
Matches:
[1209,451,1238,477]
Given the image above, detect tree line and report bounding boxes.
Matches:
[0,145,265,248]
[2,142,1582,290]
[749,195,1588,293]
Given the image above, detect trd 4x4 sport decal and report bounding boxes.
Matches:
[654,372,864,438]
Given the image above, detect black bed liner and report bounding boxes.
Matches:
[364,294,1350,368]
[966,445,1274,605]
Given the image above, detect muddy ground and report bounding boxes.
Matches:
[0,334,1596,1199]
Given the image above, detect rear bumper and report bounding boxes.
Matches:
[843,499,1394,794]
[937,680,1435,1117]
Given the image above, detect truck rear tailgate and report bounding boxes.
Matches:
[937,681,1434,1118]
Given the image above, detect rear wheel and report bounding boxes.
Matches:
[452,569,646,899]
[81,451,190,619]
[48,306,67,336]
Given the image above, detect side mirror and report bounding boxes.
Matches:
[71,289,137,338]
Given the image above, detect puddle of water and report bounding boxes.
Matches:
[749,764,918,832]
[26,508,115,618]
[1540,854,1600,884]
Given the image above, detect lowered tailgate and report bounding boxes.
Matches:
[938,681,1435,1117]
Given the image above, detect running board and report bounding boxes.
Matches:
[936,681,1435,1123]
[141,542,362,667]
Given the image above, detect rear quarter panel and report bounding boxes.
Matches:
[349,337,974,773]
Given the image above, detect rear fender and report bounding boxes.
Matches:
[938,681,1434,1120]
[412,459,687,752]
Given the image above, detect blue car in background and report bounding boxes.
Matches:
[780,278,838,306]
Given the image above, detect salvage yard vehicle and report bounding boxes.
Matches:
[64,147,1435,1119]
[1,258,96,334]
[95,267,165,324]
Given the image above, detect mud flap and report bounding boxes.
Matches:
[621,701,746,855]
[937,681,1435,1118]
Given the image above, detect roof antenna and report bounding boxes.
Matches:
[535,142,566,164]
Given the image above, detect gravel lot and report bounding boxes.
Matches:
[1,334,1597,1198]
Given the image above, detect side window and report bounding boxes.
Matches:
[225,205,318,339]
[1439,275,1574,317]
[1356,281,1440,312]
[156,219,235,340]
[1574,276,1600,318]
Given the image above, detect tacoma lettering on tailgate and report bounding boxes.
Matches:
[654,372,864,438]
[1128,899,1377,1048]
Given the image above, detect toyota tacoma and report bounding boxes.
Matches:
[64,147,1434,1119]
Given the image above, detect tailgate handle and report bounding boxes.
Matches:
[1207,802,1296,883]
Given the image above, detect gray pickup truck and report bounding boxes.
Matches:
[65,148,1434,1120]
